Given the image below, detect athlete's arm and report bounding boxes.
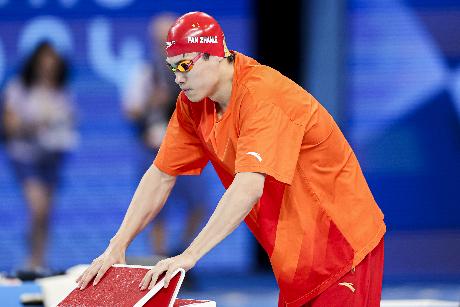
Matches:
[77,164,176,289]
[185,171,265,260]
[139,171,265,290]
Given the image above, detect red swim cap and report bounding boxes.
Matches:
[165,11,230,58]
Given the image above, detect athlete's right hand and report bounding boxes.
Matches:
[76,245,126,290]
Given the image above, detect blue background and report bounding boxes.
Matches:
[347,0,460,230]
[0,0,255,272]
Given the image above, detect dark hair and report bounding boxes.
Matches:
[20,41,69,89]
[203,52,235,63]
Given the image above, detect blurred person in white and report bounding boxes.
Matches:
[122,14,206,260]
[2,41,78,274]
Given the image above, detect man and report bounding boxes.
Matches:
[77,12,386,307]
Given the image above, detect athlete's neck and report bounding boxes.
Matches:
[209,59,234,117]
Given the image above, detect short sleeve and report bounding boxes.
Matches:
[235,92,308,184]
[154,95,209,176]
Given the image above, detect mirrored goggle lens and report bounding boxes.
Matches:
[168,60,193,73]
[177,61,193,72]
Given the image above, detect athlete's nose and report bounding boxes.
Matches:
[175,72,186,85]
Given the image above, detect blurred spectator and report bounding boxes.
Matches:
[1,41,78,273]
[122,14,206,258]
[122,14,176,154]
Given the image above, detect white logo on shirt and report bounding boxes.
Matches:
[246,152,262,162]
[338,282,356,293]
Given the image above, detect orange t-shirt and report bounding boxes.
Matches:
[154,52,386,306]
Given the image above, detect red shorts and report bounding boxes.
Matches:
[303,238,384,307]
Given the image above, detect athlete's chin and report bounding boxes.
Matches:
[184,90,204,102]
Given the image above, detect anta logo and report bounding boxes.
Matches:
[246,152,262,162]
[165,41,175,49]
[338,282,356,293]
[187,36,218,44]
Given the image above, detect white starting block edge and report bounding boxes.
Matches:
[381,300,459,307]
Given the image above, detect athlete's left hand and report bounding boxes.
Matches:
[139,252,196,290]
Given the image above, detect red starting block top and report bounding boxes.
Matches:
[57,264,216,307]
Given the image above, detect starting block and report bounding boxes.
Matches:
[57,264,215,307]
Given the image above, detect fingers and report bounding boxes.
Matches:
[77,259,102,290]
[163,268,175,288]
[78,267,97,290]
[77,270,92,290]
[76,261,95,284]
[93,262,111,286]
[139,270,151,290]
[147,269,161,290]
[139,260,170,291]
[140,270,158,291]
